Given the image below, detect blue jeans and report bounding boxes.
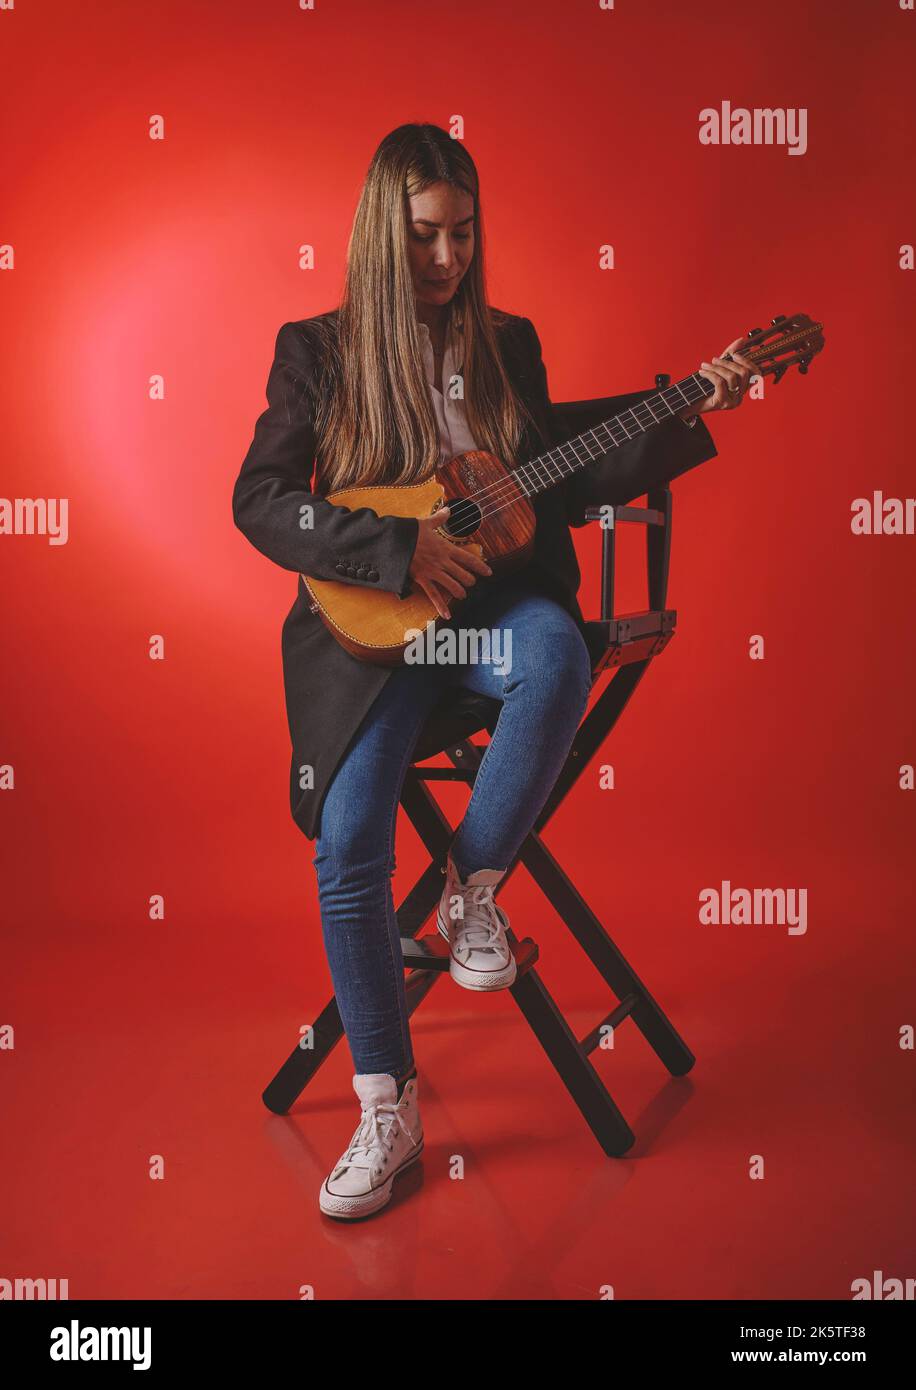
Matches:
[311,577,593,1083]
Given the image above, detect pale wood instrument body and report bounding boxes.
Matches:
[302,450,535,665]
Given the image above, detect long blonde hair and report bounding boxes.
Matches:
[307,123,533,493]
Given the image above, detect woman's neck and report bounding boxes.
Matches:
[415,300,449,340]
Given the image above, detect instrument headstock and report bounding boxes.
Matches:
[731,312,825,384]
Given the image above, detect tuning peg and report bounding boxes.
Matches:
[772,314,787,324]
[747,327,762,337]
[773,362,788,384]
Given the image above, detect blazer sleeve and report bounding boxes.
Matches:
[232,320,421,597]
[519,317,719,529]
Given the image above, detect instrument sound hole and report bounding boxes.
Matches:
[440,497,482,537]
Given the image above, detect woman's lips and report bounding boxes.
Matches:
[426,275,455,286]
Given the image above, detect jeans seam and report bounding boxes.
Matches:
[379,688,443,1074]
[450,663,510,841]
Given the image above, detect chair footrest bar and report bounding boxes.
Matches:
[401,933,540,977]
[401,935,451,971]
[579,994,641,1053]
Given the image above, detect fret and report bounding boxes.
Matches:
[544,449,566,480]
[554,443,575,474]
[540,451,564,486]
[515,461,536,496]
[569,436,597,464]
[631,402,657,427]
[532,459,553,489]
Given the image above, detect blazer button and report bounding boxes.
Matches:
[335,562,347,573]
[356,565,369,579]
[347,565,357,576]
[368,570,380,581]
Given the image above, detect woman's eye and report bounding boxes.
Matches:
[412,231,473,243]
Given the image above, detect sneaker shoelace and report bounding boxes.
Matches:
[452,883,506,952]
[336,1103,405,1176]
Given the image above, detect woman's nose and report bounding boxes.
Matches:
[433,235,461,267]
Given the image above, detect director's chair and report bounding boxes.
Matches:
[263,380,696,1157]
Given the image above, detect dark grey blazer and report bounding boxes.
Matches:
[232,307,718,840]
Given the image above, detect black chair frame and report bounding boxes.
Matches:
[264,379,695,1156]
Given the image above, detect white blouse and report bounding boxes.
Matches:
[417,318,481,464]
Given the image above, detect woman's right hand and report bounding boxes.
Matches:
[408,507,493,619]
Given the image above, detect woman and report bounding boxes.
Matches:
[232,123,754,1220]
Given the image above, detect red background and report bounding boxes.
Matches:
[2,0,914,1300]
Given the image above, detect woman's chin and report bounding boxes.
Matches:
[416,278,460,305]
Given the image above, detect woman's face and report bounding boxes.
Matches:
[406,181,475,310]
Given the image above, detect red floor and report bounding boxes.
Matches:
[4,835,913,1301]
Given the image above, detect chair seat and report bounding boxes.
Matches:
[411,687,503,763]
[410,630,609,765]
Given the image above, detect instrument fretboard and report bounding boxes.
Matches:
[512,372,716,496]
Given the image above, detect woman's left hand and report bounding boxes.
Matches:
[679,336,758,417]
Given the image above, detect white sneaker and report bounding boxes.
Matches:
[436,853,517,991]
[318,1073,424,1220]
